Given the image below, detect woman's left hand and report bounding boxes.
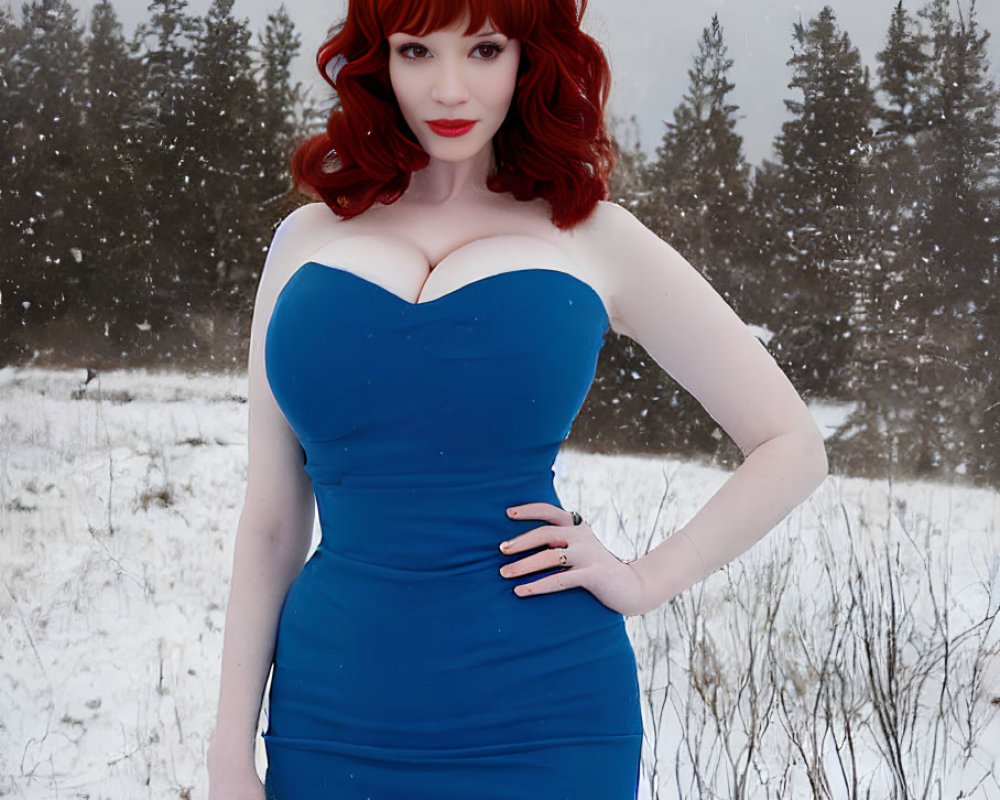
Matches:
[498,502,649,617]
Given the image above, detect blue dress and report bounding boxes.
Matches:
[262,262,642,799]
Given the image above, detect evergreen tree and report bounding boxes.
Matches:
[187,0,266,297]
[642,14,750,313]
[234,2,304,292]
[763,6,875,397]
[0,0,88,361]
[131,0,200,359]
[77,0,147,360]
[917,0,998,265]
[255,4,301,211]
[0,7,23,330]
[910,0,1000,479]
[832,0,933,476]
[878,1,934,138]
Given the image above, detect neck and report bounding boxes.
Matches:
[403,146,495,205]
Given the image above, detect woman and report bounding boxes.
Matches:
[208,0,828,797]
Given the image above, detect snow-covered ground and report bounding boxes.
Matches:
[1,368,997,799]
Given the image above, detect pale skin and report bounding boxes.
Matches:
[208,16,828,799]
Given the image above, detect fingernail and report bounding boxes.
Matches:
[499,541,509,551]
[507,508,517,517]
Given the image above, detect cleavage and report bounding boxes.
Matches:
[304,233,584,306]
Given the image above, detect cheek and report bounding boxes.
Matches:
[490,73,518,115]
[388,67,416,113]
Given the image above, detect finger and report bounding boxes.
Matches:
[513,568,582,597]
[499,547,567,579]
[506,502,568,524]
[499,524,570,554]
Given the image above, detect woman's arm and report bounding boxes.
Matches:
[207,204,335,788]
[588,201,829,611]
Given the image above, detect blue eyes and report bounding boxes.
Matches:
[396,42,505,61]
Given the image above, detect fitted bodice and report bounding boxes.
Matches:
[265,263,608,569]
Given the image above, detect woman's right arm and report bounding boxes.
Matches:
[207,203,338,797]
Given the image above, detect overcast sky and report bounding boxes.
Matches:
[46,0,1000,166]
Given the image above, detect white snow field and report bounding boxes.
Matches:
[1,367,997,799]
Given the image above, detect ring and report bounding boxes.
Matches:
[570,510,583,526]
[558,549,569,567]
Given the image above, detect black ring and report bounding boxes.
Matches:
[571,510,583,526]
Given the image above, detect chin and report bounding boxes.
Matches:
[421,142,492,163]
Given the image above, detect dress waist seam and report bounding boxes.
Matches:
[262,732,643,759]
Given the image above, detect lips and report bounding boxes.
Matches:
[426,119,477,137]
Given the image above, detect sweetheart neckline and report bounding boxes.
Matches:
[295,262,609,320]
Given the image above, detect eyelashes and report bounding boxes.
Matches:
[474,43,505,59]
[395,42,506,61]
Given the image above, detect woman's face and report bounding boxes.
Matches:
[387,18,521,165]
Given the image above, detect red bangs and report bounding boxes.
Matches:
[374,0,541,39]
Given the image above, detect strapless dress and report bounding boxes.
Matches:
[262,262,642,799]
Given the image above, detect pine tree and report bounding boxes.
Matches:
[643,14,750,312]
[879,1,934,137]
[257,4,300,176]
[830,0,930,474]
[245,2,304,287]
[830,1,933,477]
[0,6,23,318]
[76,0,147,360]
[763,6,875,397]
[187,0,265,296]
[918,0,998,264]
[911,0,1000,479]
[0,0,88,361]
[131,0,199,360]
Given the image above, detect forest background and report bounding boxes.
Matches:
[1,0,998,487]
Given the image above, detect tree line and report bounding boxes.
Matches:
[1,0,997,486]
[1,0,309,367]
[574,1,1000,487]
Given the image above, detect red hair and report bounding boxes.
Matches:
[291,0,616,230]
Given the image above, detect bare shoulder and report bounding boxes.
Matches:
[576,200,687,271]
[259,202,342,287]
[572,201,692,337]
[578,200,648,238]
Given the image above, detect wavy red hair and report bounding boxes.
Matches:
[290,0,616,230]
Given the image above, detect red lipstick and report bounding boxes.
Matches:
[427,119,477,137]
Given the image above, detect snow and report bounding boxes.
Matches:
[0,368,996,799]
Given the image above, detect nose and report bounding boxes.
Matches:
[430,58,470,106]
